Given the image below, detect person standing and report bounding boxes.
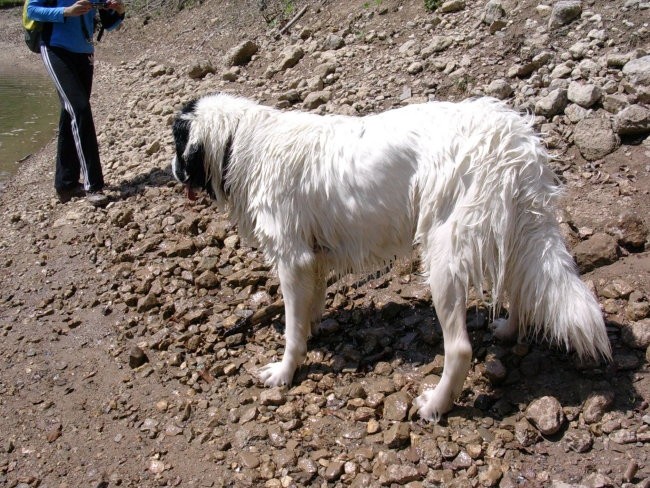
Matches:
[26,0,125,204]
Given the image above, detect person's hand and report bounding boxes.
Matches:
[63,0,92,17]
[105,0,125,15]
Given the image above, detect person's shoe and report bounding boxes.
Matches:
[56,183,85,203]
[86,190,109,208]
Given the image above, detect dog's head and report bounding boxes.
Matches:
[172,99,215,201]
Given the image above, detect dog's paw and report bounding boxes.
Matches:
[414,389,453,423]
[490,317,516,341]
[258,361,294,387]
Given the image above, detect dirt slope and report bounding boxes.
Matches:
[0,1,649,487]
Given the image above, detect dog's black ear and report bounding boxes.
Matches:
[185,142,208,189]
[180,98,199,115]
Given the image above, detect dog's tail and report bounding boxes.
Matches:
[504,215,612,361]
[495,140,611,361]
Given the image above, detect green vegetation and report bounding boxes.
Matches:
[282,0,294,16]
[0,0,23,7]
[424,0,441,12]
[259,0,300,27]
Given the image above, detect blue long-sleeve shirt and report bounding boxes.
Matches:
[27,0,123,54]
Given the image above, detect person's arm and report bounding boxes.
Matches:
[27,0,93,23]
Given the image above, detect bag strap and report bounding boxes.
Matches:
[80,14,93,44]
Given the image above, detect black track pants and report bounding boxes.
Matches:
[40,45,104,192]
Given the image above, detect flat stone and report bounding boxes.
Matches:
[260,387,287,406]
[572,233,619,273]
[381,464,421,484]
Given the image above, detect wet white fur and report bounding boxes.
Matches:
[173,93,611,422]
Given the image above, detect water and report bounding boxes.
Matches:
[0,59,58,185]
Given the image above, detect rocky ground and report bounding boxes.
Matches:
[1,0,650,487]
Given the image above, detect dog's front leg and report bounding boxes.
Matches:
[258,259,316,387]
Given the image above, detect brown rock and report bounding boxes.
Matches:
[224,40,259,67]
[129,346,149,369]
[383,422,410,448]
[383,391,410,421]
[606,212,649,251]
[564,428,593,453]
[583,392,615,423]
[324,461,344,481]
[572,233,619,273]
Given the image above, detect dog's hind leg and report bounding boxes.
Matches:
[490,308,519,342]
[414,232,472,422]
[258,258,319,387]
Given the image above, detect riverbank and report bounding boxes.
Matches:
[1,2,650,487]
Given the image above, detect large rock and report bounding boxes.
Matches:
[526,396,565,435]
[572,233,619,273]
[623,55,650,86]
[573,117,619,160]
[614,105,650,135]
[567,82,601,108]
[224,40,259,67]
[548,0,582,29]
[535,89,568,117]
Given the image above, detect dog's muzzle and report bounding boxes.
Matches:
[172,156,199,201]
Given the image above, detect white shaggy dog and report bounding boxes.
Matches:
[171,93,611,422]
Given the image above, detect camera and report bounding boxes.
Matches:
[90,1,107,7]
